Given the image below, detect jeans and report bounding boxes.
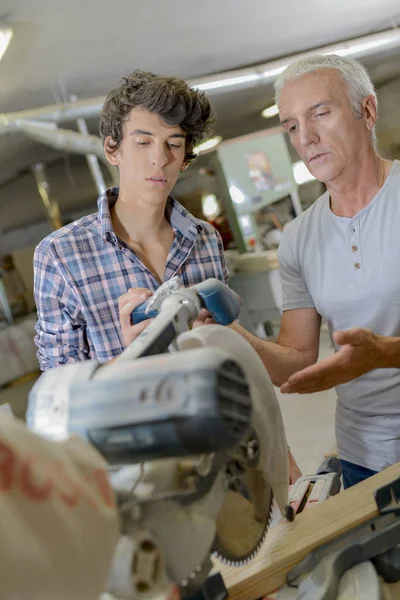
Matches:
[340,459,378,489]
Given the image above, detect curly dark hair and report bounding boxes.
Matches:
[99,70,215,163]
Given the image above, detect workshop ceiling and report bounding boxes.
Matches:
[1,0,400,249]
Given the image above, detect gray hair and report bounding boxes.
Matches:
[274,54,378,146]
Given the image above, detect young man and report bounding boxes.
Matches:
[34,70,228,369]
[232,54,400,487]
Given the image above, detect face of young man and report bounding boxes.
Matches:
[105,107,188,205]
[278,68,377,185]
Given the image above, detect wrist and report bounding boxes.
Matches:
[376,335,400,369]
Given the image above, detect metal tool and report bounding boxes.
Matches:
[288,457,342,514]
[27,278,289,599]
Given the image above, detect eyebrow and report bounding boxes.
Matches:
[280,100,333,126]
[130,129,186,139]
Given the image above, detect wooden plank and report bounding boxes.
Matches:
[215,463,400,599]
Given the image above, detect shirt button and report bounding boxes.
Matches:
[352,228,356,233]
[354,262,361,269]
[352,245,358,252]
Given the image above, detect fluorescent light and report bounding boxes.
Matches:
[229,185,245,204]
[261,104,279,118]
[326,37,397,57]
[202,193,220,218]
[194,135,222,154]
[261,66,287,79]
[195,73,260,92]
[0,27,13,62]
[293,161,316,185]
[188,29,400,93]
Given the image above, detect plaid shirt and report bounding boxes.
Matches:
[34,189,228,370]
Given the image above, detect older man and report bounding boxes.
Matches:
[232,54,400,488]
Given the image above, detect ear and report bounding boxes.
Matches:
[103,136,121,167]
[362,95,378,132]
[180,160,190,172]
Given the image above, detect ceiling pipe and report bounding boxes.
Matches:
[32,162,63,231]
[17,119,106,159]
[11,119,119,187]
[0,97,105,135]
[70,94,107,195]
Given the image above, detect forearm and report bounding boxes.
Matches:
[229,322,313,387]
[377,335,400,369]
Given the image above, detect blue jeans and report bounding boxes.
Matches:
[340,459,378,489]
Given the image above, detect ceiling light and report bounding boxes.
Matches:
[325,38,397,57]
[194,135,222,154]
[196,74,260,92]
[229,185,245,204]
[261,104,279,118]
[293,161,316,185]
[202,193,220,218]
[0,27,13,62]
[261,66,287,79]
[188,29,400,93]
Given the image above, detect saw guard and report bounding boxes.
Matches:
[177,325,289,518]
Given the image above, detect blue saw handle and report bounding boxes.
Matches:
[195,279,242,325]
[131,299,158,325]
[131,279,242,326]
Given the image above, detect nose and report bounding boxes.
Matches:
[299,120,319,148]
[151,142,168,168]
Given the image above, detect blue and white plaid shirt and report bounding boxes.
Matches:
[34,189,228,370]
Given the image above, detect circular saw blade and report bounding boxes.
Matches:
[212,468,273,565]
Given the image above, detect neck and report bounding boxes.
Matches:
[111,187,170,245]
[327,152,389,218]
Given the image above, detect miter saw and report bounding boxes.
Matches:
[27,278,289,600]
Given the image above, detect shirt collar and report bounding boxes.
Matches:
[97,187,203,243]
[97,188,118,243]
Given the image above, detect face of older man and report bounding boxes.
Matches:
[278,68,376,185]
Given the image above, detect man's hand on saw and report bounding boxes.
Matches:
[119,287,154,347]
[192,308,215,328]
[280,328,383,394]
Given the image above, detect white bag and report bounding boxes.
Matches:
[0,414,119,600]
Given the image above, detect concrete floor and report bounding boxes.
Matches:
[276,328,337,475]
[0,328,337,477]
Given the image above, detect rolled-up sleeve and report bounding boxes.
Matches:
[33,244,90,370]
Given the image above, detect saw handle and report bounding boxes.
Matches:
[131,279,242,326]
[130,298,158,324]
[195,279,242,326]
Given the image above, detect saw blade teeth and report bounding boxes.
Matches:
[212,491,274,567]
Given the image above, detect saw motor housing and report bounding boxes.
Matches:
[28,346,266,596]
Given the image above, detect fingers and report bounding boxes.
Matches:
[118,288,152,311]
[280,354,344,394]
[192,308,215,329]
[118,288,153,347]
[333,328,366,346]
